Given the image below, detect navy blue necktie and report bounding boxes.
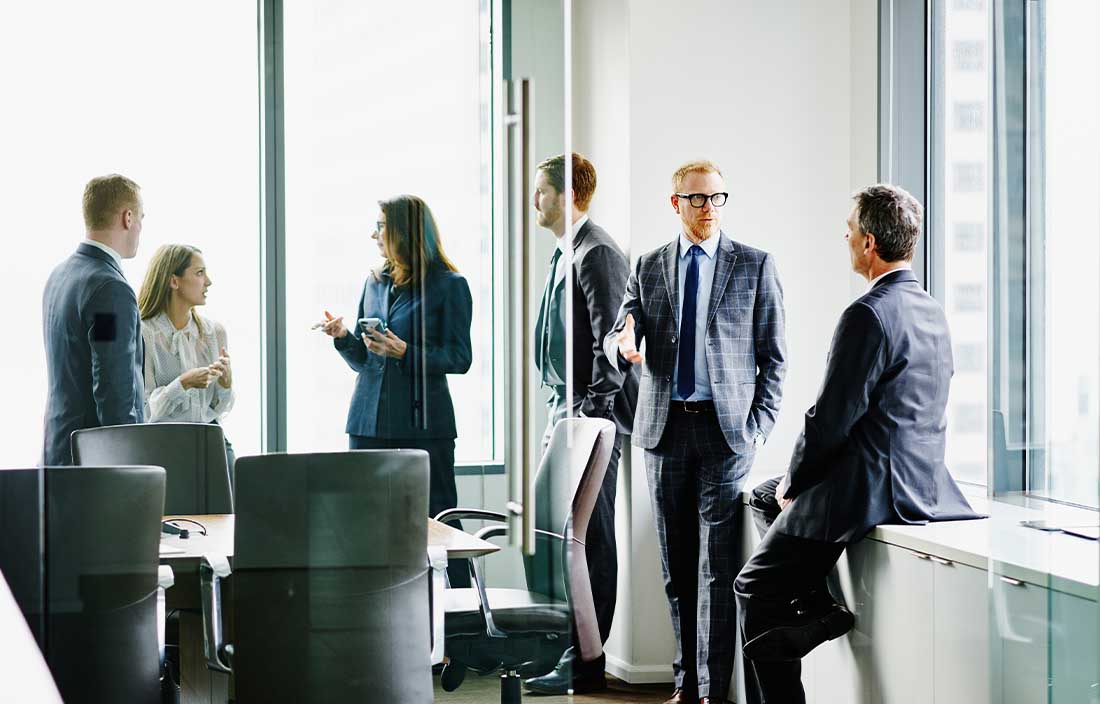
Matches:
[677,245,703,399]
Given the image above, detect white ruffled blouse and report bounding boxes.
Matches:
[141,311,235,423]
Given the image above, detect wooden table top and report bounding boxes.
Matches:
[160,514,500,566]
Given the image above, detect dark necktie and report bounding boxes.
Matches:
[536,248,562,376]
[677,245,703,399]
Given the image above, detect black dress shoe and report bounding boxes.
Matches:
[524,650,607,694]
[743,599,855,662]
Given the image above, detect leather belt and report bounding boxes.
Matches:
[669,400,716,415]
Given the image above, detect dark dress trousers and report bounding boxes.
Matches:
[604,233,787,700]
[334,267,472,585]
[534,219,638,650]
[41,243,145,466]
[735,269,983,704]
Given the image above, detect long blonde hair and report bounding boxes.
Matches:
[138,244,205,337]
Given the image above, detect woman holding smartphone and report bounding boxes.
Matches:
[320,195,473,583]
[138,244,236,470]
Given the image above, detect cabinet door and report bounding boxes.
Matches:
[853,541,934,704]
[989,575,1049,704]
[932,559,990,703]
[1049,590,1100,704]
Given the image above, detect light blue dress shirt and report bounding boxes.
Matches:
[671,231,721,401]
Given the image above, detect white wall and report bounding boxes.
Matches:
[573,0,879,685]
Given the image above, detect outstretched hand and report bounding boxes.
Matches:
[616,313,644,364]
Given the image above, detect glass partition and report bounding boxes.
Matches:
[0,1,262,465]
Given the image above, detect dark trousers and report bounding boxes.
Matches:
[348,435,469,588]
[645,408,752,699]
[541,391,622,663]
[735,476,846,704]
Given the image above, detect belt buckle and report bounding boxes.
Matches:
[682,401,699,415]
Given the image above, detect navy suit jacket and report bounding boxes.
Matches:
[604,233,787,453]
[41,243,145,465]
[774,269,982,543]
[335,268,472,439]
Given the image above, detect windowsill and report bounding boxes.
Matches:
[740,471,1099,599]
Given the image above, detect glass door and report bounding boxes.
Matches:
[281,0,579,694]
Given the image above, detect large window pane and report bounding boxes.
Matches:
[936,0,992,486]
[282,1,494,461]
[0,2,261,465]
[1030,1,1099,507]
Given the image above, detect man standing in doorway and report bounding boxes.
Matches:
[525,153,638,695]
[606,160,787,704]
[42,174,146,465]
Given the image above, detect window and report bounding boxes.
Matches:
[1,2,261,465]
[281,1,496,462]
[932,0,1099,507]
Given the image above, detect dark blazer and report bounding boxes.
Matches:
[774,269,982,543]
[534,219,638,434]
[604,233,787,453]
[335,268,472,439]
[41,243,145,465]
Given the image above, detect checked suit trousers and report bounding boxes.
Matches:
[645,407,753,699]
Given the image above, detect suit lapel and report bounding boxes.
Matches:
[705,234,737,329]
[661,240,679,318]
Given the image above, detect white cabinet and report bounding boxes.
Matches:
[932,559,989,703]
[989,574,1049,704]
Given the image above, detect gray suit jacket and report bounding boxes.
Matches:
[774,269,982,543]
[534,220,638,435]
[41,243,145,465]
[604,233,787,453]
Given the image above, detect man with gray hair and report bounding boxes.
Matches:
[734,184,982,704]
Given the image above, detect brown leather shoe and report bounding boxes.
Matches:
[662,688,696,704]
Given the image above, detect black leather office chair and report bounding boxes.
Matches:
[0,465,167,704]
[200,450,436,703]
[437,417,616,704]
[71,422,233,515]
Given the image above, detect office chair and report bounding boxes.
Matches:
[71,422,233,515]
[0,465,167,704]
[200,450,436,703]
[436,417,616,704]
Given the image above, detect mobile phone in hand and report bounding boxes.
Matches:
[358,317,388,334]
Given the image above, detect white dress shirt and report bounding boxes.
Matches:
[84,239,123,270]
[141,311,235,423]
[671,231,721,401]
[867,264,913,292]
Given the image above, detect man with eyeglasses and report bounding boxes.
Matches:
[605,160,787,704]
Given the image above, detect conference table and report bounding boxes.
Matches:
[159,514,499,704]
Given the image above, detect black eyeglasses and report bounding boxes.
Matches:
[375,221,385,233]
[676,192,729,208]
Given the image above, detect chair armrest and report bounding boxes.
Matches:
[434,508,508,525]
[199,554,233,674]
[427,545,447,665]
[467,526,508,638]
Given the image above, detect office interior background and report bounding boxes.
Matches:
[1,0,1098,702]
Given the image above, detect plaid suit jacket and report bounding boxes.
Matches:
[603,232,787,452]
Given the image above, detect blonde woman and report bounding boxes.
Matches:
[137,244,235,469]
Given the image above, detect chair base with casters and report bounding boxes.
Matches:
[436,418,615,704]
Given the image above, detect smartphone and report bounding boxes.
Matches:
[358,317,388,334]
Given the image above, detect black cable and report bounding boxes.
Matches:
[162,518,208,536]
